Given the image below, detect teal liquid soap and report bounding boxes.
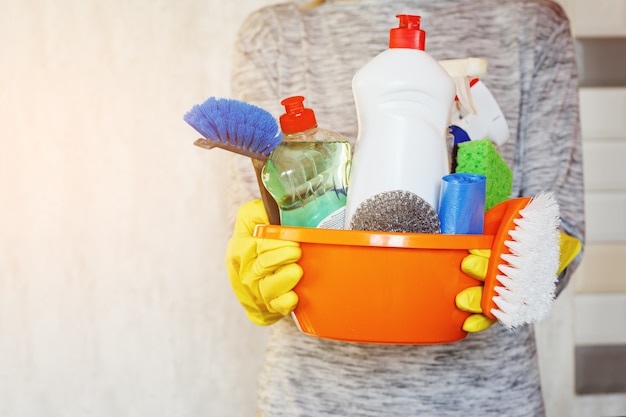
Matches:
[263,140,351,229]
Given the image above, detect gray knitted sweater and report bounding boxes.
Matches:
[229,1,585,416]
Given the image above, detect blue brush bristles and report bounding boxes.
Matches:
[184,97,282,157]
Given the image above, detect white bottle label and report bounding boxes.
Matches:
[316,206,346,230]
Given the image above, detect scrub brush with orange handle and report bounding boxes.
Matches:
[184,97,282,225]
[481,192,561,328]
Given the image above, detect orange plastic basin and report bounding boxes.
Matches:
[254,226,495,345]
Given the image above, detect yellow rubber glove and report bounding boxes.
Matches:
[456,249,498,332]
[226,200,303,326]
[558,231,582,275]
[456,231,582,332]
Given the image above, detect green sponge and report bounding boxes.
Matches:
[455,139,512,210]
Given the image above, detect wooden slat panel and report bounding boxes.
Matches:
[576,345,626,394]
[576,38,626,87]
[579,88,626,139]
[573,0,626,36]
[583,141,626,191]
[585,191,626,242]
[574,293,626,345]
[574,243,626,293]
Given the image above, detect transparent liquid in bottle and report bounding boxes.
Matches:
[262,140,351,229]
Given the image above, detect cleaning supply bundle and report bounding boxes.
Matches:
[262,96,351,229]
[344,14,456,230]
[338,14,561,332]
[185,15,578,343]
[183,97,283,225]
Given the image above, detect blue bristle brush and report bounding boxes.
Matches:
[184,97,283,224]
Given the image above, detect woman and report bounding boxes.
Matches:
[226,0,585,415]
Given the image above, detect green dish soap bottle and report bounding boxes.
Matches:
[262,96,351,229]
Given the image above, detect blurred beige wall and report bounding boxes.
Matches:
[0,1,282,416]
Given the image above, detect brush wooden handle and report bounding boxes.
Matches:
[251,158,281,225]
[194,138,270,161]
[193,137,280,225]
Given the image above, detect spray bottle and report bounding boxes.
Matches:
[448,78,510,147]
[262,96,351,229]
[344,15,456,229]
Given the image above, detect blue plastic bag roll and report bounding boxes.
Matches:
[438,173,486,234]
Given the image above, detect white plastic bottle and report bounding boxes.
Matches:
[262,96,351,229]
[344,15,456,228]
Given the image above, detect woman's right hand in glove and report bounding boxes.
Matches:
[226,200,303,326]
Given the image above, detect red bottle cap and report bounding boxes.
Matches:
[389,14,425,50]
[279,96,317,134]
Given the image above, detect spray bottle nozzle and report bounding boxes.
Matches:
[279,95,317,134]
[389,14,425,50]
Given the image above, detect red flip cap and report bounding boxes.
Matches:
[279,96,317,134]
[389,14,426,50]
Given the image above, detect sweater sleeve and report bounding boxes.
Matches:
[517,1,585,294]
[227,7,285,217]
[231,8,283,115]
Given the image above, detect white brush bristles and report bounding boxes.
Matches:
[490,192,561,328]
